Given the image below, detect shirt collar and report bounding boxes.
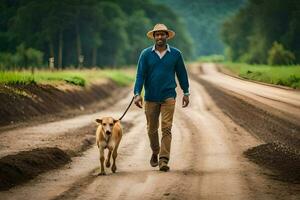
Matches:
[152,44,171,52]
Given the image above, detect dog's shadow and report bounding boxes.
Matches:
[93,169,157,177]
[92,168,205,179]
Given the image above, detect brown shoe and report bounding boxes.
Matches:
[159,162,170,172]
[150,154,158,167]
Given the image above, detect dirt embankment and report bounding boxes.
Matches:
[0,79,124,126]
[0,147,70,191]
[191,73,300,183]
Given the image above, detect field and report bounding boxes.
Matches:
[0,68,135,87]
[222,62,300,89]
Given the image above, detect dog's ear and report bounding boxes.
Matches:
[95,118,102,124]
[113,119,119,124]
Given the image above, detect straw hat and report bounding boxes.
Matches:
[146,24,175,40]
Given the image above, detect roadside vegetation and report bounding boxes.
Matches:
[0,69,135,87]
[222,62,300,89]
[0,0,193,69]
[156,0,245,57]
[197,55,225,63]
[215,0,300,89]
[221,0,299,65]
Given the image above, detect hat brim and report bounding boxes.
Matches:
[146,29,175,40]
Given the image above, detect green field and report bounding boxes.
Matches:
[222,62,300,89]
[197,55,225,63]
[0,69,135,87]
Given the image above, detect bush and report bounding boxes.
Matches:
[25,47,44,67]
[0,53,15,70]
[63,76,85,86]
[268,42,295,65]
[15,44,44,68]
[285,75,300,88]
[0,44,44,70]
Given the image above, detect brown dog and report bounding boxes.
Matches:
[95,117,122,175]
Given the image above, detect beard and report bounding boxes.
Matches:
[155,39,167,47]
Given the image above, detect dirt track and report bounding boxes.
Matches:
[0,63,299,199]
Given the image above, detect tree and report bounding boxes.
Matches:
[96,1,128,67]
[125,10,152,64]
[221,0,300,64]
[156,0,246,57]
[1,0,195,68]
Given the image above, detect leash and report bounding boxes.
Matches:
[118,96,135,121]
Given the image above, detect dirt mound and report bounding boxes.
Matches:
[0,147,71,191]
[0,80,120,126]
[244,143,300,183]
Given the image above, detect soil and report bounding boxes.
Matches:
[191,64,300,183]
[0,79,135,191]
[0,121,134,191]
[192,75,300,152]
[0,79,121,126]
[0,147,70,191]
[244,143,300,183]
[0,64,299,199]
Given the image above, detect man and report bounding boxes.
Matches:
[134,23,190,172]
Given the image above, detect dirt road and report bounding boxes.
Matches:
[0,63,299,199]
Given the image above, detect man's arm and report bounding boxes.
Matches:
[175,52,190,107]
[133,50,146,108]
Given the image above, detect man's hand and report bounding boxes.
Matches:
[182,95,189,108]
[134,95,143,108]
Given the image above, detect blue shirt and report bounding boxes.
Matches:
[134,45,189,102]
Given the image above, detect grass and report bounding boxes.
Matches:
[222,62,300,89]
[197,54,225,63]
[63,76,85,86]
[101,70,135,86]
[0,68,135,87]
[0,71,36,85]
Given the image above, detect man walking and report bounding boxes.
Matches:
[134,24,190,172]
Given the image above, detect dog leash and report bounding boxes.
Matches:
[118,96,135,121]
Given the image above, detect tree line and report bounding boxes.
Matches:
[156,0,245,57]
[0,0,193,69]
[221,0,300,65]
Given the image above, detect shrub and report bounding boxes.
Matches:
[0,53,15,70]
[0,44,44,70]
[63,76,85,86]
[268,42,295,65]
[286,75,300,88]
[25,47,44,67]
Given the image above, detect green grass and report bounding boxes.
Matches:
[101,70,135,86]
[0,69,135,87]
[0,71,36,85]
[63,76,85,86]
[197,54,225,63]
[223,62,300,89]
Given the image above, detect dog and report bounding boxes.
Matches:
[95,117,122,175]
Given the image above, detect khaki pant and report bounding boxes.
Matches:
[145,98,176,165]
